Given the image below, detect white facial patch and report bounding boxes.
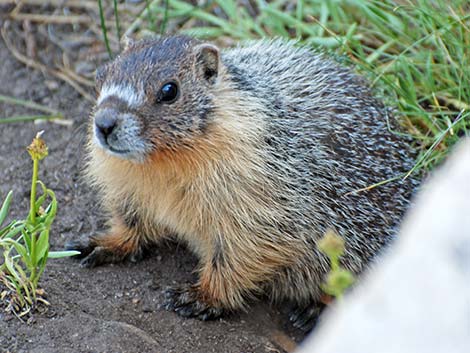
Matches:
[97,84,144,108]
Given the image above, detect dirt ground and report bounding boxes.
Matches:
[0,22,306,353]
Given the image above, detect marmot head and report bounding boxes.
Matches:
[92,36,220,162]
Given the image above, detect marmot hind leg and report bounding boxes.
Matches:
[288,302,325,332]
[162,259,241,321]
[162,284,225,321]
[162,236,293,320]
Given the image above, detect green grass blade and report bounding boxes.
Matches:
[21,227,32,255]
[113,0,121,49]
[35,229,50,263]
[180,27,227,38]
[98,0,113,59]
[9,241,30,268]
[43,190,57,228]
[0,191,13,226]
[160,0,170,34]
[262,6,317,37]
[0,114,63,124]
[146,0,157,32]
[214,0,237,19]
[48,250,81,258]
[1,223,25,240]
[404,110,467,178]
[296,0,305,37]
[0,95,58,115]
[4,249,23,284]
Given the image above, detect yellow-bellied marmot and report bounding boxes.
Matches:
[68,35,418,331]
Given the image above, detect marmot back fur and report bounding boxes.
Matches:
[69,36,417,330]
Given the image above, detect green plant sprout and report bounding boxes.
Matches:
[317,229,355,300]
[0,132,79,318]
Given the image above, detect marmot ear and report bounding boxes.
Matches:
[95,65,106,93]
[194,43,220,84]
[121,35,135,52]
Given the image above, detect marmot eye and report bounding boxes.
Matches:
[159,82,179,103]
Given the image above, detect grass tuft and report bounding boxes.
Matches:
[118,0,469,173]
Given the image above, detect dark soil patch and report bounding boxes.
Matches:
[0,26,304,353]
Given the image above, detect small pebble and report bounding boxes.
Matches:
[45,80,59,91]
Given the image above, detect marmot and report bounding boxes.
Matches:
[68,35,417,330]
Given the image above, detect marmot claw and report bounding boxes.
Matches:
[162,285,224,321]
[288,303,324,332]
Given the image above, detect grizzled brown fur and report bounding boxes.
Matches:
[68,35,418,330]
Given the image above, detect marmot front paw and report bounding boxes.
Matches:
[65,237,144,268]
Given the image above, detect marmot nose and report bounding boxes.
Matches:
[95,110,117,140]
